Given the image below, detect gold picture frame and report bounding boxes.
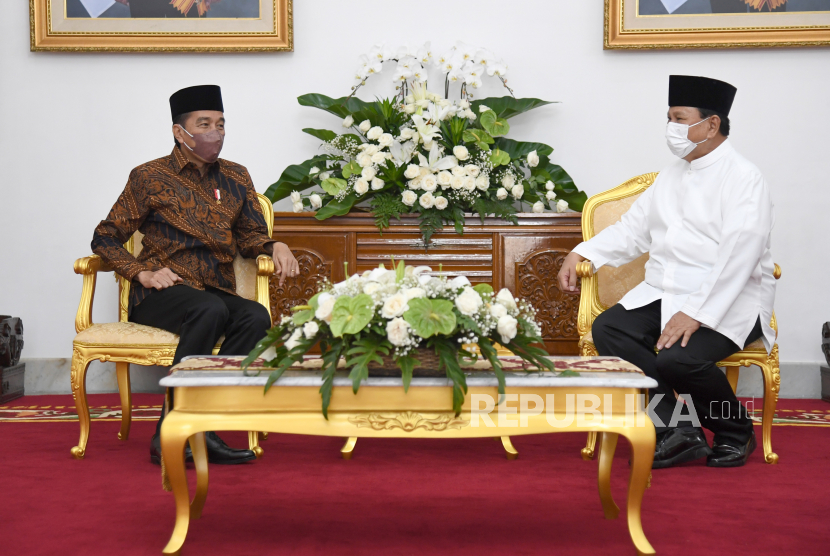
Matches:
[30,0,293,52]
[605,0,830,49]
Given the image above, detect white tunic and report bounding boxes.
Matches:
[573,140,776,353]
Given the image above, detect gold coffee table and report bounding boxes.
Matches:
[159,356,658,555]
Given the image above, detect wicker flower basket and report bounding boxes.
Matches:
[367,347,446,377]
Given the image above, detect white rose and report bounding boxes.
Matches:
[419,192,435,209]
[309,166,320,175]
[361,166,376,180]
[450,176,465,190]
[292,201,304,213]
[371,177,385,190]
[511,183,524,199]
[421,174,438,192]
[465,110,477,120]
[290,191,301,203]
[315,294,335,323]
[354,178,369,195]
[557,199,569,213]
[497,315,518,345]
[479,104,492,113]
[404,164,421,180]
[403,104,416,114]
[342,115,354,128]
[455,287,483,316]
[449,275,471,289]
[404,94,414,104]
[309,194,322,209]
[501,174,515,189]
[386,317,410,347]
[532,201,545,213]
[364,145,379,156]
[378,133,394,148]
[319,172,331,181]
[496,187,508,200]
[402,190,417,206]
[399,128,414,140]
[527,150,539,168]
[408,178,422,190]
[463,176,476,191]
[465,165,480,177]
[434,196,448,210]
[371,152,387,164]
[381,293,408,319]
[458,99,470,110]
[357,153,373,168]
[453,145,469,160]
[437,170,453,186]
[403,287,426,300]
[285,328,303,351]
[303,320,319,340]
[475,175,489,191]
[363,282,381,295]
[367,126,383,140]
[489,303,508,319]
[495,288,518,311]
[546,191,556,201]
[359,120,371,133]
[452,165,466,177]
[545,180,555,191]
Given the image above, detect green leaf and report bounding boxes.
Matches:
[471,97,555,120]
[403,298,457,338]
[489,148,511,167]
[545,163,587,212]
[395,259,405,282]
[478,337,506,405]
[493,138,553,160]
[480,110,510,137]
[370,193,407,232]
[397,355,421,392]
[292,309,314,326]
[462,129,494,145]
[315,194,358,220]
[433,337,468,415]
[471,197,518,225]
[559,369,580,377]
[319,339,344,419]
[330,294,375,338]
[264,155,329,201]
[241,326,283,369]
[302,128,337,142]
[473,283,494,296]
[321,177,348,196]
[298,94,374,119]
[346,337,390,393]
[341,160,362,179]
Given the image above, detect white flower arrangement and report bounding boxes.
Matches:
[265,41,586,243]
[244,260,554,417]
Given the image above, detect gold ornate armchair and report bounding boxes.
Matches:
[70,193,275,459]
[576,173,781,464]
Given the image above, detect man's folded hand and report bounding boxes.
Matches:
[137,268,183,290]
[558,251,587,294]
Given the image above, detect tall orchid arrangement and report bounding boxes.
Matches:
[266,42,587,243]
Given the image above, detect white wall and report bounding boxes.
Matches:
[1,0,828,368]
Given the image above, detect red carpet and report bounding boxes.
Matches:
[1,394,829,556]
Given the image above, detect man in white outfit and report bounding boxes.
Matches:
[558,75,775,469]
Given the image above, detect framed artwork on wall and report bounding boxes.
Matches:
[605,0,830,48]
[30,0,292,52]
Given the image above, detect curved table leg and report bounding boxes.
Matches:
[116,362,132,441]
[70,352,91,460]
[189,432,209,520]
[248,431,264,458]
[161,416,194,556]
[500,436,518,460]
[341,437,358,460]
[624,424,657,556]
[597,432,620,520]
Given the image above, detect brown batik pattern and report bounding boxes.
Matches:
[91,146,273,311]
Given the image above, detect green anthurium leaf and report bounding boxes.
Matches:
[480,110,510,137]
[292,309,315,326]
[263,155,329,201]
[471,97,556,120]
[472,283,494,296]
[315,194,358,220]
[329,294,375,337]
[308,292,322,310]
[489,148,511,167]
[302,128,338,142]
[545,163,578,193]
[341,160,362,179]
[403,298,457,338]
[462,129,494,145]
[321,177,348,196]
[297,94,374,119]
[476,141,491,151]
[493,138,553,160]
[554,189,588,212]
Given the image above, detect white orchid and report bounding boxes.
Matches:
[418,142,458,173]
[486,59,508,77]
[416,42,433,65]
[357,54,383,77]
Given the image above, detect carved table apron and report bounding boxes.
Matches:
[158,356,658,556]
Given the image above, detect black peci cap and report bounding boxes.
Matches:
[169,85,224,121]
[669,75,737,116]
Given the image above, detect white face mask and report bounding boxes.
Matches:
[665,117,710,158]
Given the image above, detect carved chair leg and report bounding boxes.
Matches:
[248,431,264,458]
[70,350,92,460]
[725,367,739,395]
[500,436,518,460]
[116,362,132,441]
[582,431,598,461]
[759,349,780,464]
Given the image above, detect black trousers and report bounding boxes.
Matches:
[592,301,762,446]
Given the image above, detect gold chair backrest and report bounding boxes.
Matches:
[118,193,274,322]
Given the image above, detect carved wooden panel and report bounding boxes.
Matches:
[268,249,332,323]
[516,250,579,348]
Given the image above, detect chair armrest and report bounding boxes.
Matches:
[575,260,594,278]
[74,255,110,333]
[773,263,782,280]
[255,255,275,322]
[74,255,112,275]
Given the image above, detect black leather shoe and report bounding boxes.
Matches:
[652,428,712,469]
[203,432,258,465]
[707,431,756,468]
[150,433,193,466]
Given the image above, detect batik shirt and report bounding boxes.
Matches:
[92,146,273,311]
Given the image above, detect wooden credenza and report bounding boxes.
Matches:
[269,212,584,355]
